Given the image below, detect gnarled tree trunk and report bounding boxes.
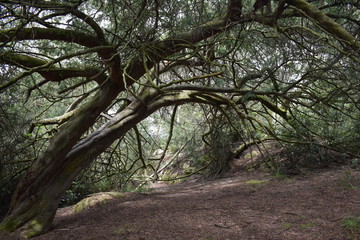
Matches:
[0,80,121,238]
[0,5,239,236]
[0,86,223,238]
[2,0,356,238]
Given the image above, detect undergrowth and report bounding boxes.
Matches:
[342,216,360,240]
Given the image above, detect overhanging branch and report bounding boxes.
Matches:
[0,52,108,91]
[28,110,76,134]
[0,28,101,48]
[287,0,360,52]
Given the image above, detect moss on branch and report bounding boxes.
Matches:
[287,0,360,52]
[0,28,101,48]
[0,52,107,90]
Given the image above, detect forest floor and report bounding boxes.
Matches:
[3,166,360,240]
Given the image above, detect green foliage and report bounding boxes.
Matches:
[262,143,349,176]
[1,0,360,234]
[200,112,241,176]
[59,180,96,207]
[341,217,360,240]
[0,87,36,216]
[349,158,360,169]
[244,179,268,185]
[271,171,289,181]
[282,223,293,230]
[281,222,315,231]
[338,170,358,190]
[73,192,123,213]
[160,170,183,184]
[112,224,139,235]
[0,177,19,218]
[300,222,315,229]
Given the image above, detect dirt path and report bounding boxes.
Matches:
[3,168,360,240]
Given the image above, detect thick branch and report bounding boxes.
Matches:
[161,85,288,119]
[0,28,101,48]
[2,8,250,237]
[1,0,79,10]
[120,11,242,92]
[0,52,107,91]
[162,84,281,96]
[69,8,106,44]
[28,110,76,134]
[287,0,360,52]
[227,0,243,21]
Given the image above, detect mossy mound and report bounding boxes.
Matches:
[74,192,123,213]
[244,179,268,185]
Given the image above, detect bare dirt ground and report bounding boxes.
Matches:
[2,167,360,240]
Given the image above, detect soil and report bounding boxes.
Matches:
[2,167,359,240]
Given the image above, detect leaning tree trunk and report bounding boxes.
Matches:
[0,87,203,238]
[0,102,147,238]
[0,8,240,237]
[0,80,121,238]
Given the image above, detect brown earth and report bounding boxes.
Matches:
[2,167,359,240]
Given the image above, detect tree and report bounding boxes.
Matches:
[0,0,359,238]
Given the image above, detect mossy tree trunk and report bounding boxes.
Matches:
[1,0,358,238]
[0,87,226,238]
[0,5,239,238]
[0,80,121,238]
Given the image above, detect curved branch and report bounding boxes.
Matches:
[69,8,106,44]
[0,28,101,48]
[287,0,360,52]
[238,94,288,120]
[162,84,282,96]
[1,0,80,10]
[64,86,286,173]
[122,8,247,92]
[158,85,288,120]
[0,52,108,91]
[0,7,263,237]
[28,110,76,134]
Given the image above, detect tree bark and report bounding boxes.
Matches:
[0,88,222,238]
[0,7,240,237]
[2,0,357,236]
[287,0,360,52]
[0,80,120,238]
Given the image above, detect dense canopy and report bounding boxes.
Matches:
[0,0,359,238]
